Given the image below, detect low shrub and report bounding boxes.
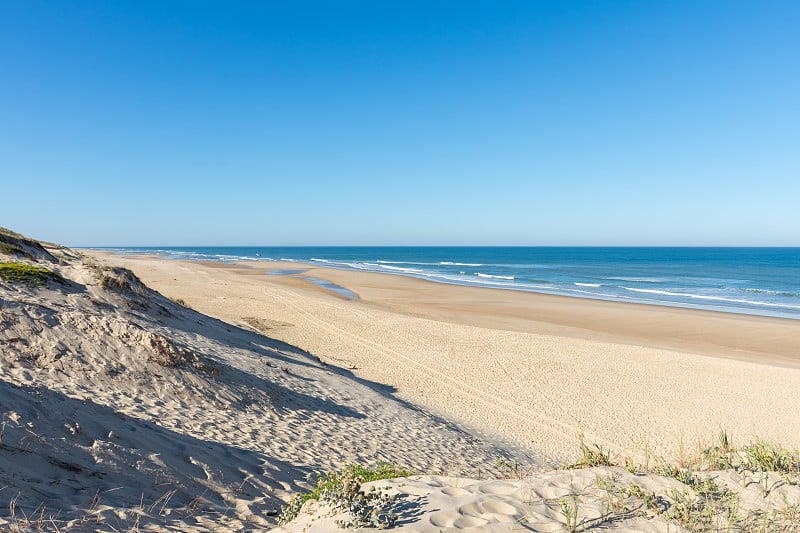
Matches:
[0,262,64,286]
[278,462,413,528]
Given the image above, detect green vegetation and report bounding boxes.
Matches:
[559,493,581,532]
[0,262,64,286]
[566,438,612,469]
[702,438,800,475]
[278,462,414,527]
[275,435,800,530]
[562,433,800,532]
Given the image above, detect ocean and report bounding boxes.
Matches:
[104,247,800,319]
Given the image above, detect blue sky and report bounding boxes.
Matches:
[2,1,798,246]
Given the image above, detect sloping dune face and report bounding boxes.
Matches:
[0,232,536,531]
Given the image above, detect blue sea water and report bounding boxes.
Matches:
[104,247,800,319]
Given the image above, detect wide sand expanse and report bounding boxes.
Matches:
[88,251,800,462]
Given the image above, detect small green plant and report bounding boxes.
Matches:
[567,439,612,469]
[623,456,639,474]
[495,458,530,480]
[702,433,799,477]
[0,262,64,286]
[775,498,800,529]
[740,441,799,474]
[594,475,627,519]
[560,493,581,532]
[665,488,708,530]
[627,483,664,515]
[325,474,396,529]
[657,463,696,485]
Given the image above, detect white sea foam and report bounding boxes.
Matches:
[475,273,515,280]
[379,265,424,273]
[440,261,483,266]
[428,273,521,288]
[574,283,601,287]
[310,258,330,263]
[622,287,800,309]
[745,288,800,297]
[608,277,664,283]
[376,260,437,266]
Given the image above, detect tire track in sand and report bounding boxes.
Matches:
[264,287,624,456]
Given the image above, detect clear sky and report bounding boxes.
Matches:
[1,1,798,246]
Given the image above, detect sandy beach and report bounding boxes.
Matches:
[90,251,800,462]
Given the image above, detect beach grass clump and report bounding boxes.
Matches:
[0,242,33,258]
[0,228,59,263]
[566,439,612,469]
[98,267,152,308]
[0,262,64,286]
[700,432,800,477]
[0,227,24,238]
[278,461,413,528]
[738,441,800,474]
[168,296,190,308]
[145,333,222,376]
[563,433,800,532]
[496,457,531,479]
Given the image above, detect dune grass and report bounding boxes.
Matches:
[561,432,800,532]
[0,242,33,258]
[0,227,25,238]
[168,296,190,308]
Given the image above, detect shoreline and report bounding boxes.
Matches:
[102,252,800,368]
[85,250,800,461]
[89,247,800,322]
[254,259,800,368]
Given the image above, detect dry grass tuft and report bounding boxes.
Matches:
[99,267,148,296]
[145,333,222,376]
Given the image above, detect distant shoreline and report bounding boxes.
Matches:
[90,246,800,321]
[86,248,800,368]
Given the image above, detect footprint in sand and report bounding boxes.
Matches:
[453,514,489,528]
[459,500,521,522]
[429,510,461,528]
[440,486,472,497]
[476,480,518,495]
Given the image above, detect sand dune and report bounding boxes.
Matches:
[276,467,800,532]
[0,235,533,530]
